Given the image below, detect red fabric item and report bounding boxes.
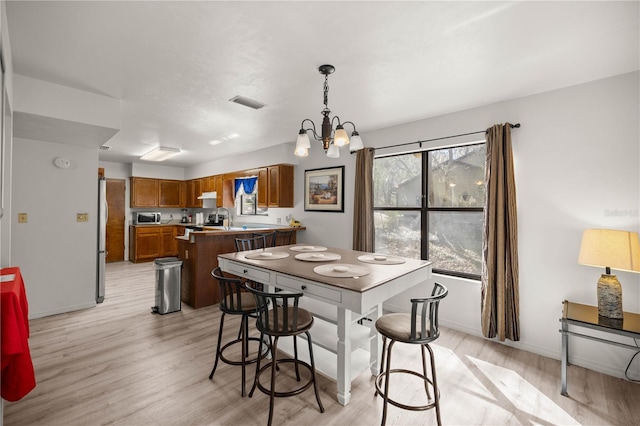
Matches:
[1,267,36,401]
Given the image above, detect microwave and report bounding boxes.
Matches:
[135,212,162,224]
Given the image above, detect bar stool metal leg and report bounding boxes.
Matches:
[209,313,226,379]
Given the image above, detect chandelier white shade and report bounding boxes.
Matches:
[295,65,364,158]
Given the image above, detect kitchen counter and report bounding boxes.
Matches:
[176,225,305,309]
[176,224,304,241]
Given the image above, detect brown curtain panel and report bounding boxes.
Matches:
[352,148,375,252]
[481,123,520,341]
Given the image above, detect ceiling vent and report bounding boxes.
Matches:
[99,145,111,151]
[229,95,265,110]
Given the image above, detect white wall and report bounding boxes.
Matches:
[12,137,99,317]
[1,0,15,268]
[293,71,640,379]
[186,143,298,180]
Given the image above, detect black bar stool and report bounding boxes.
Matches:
[245,284,325,426]
[252,231,277,247]
[208,267,268,396]
[274,229,294,246]
[374,282,448,425]
[235,235,267,251]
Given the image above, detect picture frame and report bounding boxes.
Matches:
[304,166,344,212]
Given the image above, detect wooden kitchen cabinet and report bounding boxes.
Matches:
[129,225,178,263]
[129,226,161,262]
[208,175,223,207]
[161,226,178,256]
[268,164,294,207]
[256,168,268,207]
[158,179,184,208]
[185,179,203,208]
[131,177,185,208]
[130,177,159,208]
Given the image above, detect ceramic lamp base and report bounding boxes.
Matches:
[597,274,623,319]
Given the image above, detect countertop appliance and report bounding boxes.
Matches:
[205,214,224,226]
[97,176,107,303]
[135,212,162,224]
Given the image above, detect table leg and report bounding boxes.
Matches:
[369,303,382,376]
[337,307,352,406]
[561,318,569,396]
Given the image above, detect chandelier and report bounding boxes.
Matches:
[295,65,364,158]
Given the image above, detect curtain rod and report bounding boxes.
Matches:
[352,122,521,153]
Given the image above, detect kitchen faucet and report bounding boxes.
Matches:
[214,207,232,229]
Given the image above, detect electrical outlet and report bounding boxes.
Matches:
[18,213,28,223]
[77,213,89,222]
[277,218,282,224]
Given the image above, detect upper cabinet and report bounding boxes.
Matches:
[158,179,185,208]
[130,177,159,208]
[268,164,294,207]
[130,164,293,209]
[185,179,203,208]
[131,177,184,208]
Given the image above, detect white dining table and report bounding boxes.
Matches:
[218,245,432,406]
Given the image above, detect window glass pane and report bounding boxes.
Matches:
[428,211,483,275]
[373,153,422,207]
[428,144,486,207]
[374,210,421,259]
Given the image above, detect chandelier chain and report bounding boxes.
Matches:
[323,74,330,110]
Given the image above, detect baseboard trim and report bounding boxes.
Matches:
[29,301,96,319]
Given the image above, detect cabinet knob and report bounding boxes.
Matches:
[301,285,307,290]
[243,269,248,274]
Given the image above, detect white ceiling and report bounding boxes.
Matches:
[6,1,639,168]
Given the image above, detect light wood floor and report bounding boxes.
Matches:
[4,261,639,425]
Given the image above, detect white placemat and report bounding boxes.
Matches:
[295,252,341,262]
[289,245,328,252]
[244,251,290,260]
[357,254,407,265]
[313,263,370,278]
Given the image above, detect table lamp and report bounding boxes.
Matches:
[578,229,640,319]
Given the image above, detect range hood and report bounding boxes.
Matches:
[197,191,217,200]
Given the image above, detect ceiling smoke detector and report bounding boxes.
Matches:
[229,95,265,110]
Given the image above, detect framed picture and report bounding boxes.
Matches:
[304,166,344,212]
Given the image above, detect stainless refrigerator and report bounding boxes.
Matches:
[97,176,107,303]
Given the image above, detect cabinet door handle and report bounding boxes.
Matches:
[243,269,248,274]
[301,285,307,290]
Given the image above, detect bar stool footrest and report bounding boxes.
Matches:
[219,336,269,366]
[375,369,439,412]
[255,358,315,398]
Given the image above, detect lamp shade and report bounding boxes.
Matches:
[295,132,311,156]
[578,229,640,273]
[333,127,349,147]
[326,144,340,158]
[349,133,364,151]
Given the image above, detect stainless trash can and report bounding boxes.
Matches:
[152,257,183,314]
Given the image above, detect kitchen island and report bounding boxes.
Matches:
[176,225,305,308]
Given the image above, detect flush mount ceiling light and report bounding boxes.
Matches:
[295,64,364,158]
[229,95,265,110]
[140,146,181,161]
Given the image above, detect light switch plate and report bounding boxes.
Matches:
[18,213,28,223]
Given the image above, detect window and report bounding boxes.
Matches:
[373,143,486,279]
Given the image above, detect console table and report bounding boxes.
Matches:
[560,300,640,396]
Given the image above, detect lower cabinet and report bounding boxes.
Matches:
[129,225,178,263]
